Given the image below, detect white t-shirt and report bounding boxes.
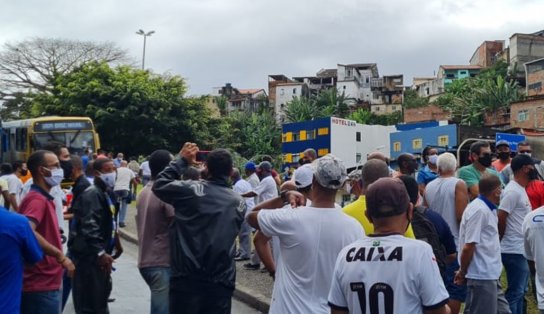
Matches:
[254,175,277,203]
[458,197,502,280]
[233,179,254,216]
[258,206,364,314]
[523,207,544,310]
[499,180,532,254]
[0,178,8,208]
[1,174,23,206]
[425,176,461,246]
[328,235,449,314]
[114,167,135,191]
[140,161,151,177]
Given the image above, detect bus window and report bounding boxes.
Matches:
[15,128,27,151]
[33,131,95,156]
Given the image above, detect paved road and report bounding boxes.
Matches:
[64,240,262,314]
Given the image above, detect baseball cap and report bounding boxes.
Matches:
[311,154,347,189]
[347,168,362,182]
[258,161,272,172]
[294,164,313,189]
[366,177,410,218]
[511,154,535,172]
[496,140,510,148]
[245,162,256,171]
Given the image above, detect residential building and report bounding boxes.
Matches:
[369,75,404,115]
[438,65,482,87]
[525,58,544,97]
[281,117,396,170]
[212,83,268,113]
[469,40,505,68]
[483,108,511,129]
[509,30,544,81]
[412,77,445,98]
[274,82,308,123]
[510,97,544,130]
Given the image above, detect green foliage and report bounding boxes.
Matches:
[403,89,428,109]
[434,61,523,126]
[214,111,281,160]
[284,88,349,122]
[36,62,214,156]
[347,109,402,125]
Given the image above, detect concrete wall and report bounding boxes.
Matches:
[275,83,304,122]
[510,34,544,77]
[337,80,361,101]
[370,104,402,115]
[470,41,505,68]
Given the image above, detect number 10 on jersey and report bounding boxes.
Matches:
[350,282,394,314]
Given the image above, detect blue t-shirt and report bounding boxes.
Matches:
[0,209,43,313]
[424,209,457,255]
[416,165,438,185]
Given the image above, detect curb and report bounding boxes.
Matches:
[118,229,270,313]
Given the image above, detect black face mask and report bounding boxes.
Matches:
[478,154,492,168]
[528,168,539,181]
[498,152,510,161]
[60,160,73,180]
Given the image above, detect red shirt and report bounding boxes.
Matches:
[526,180,544,210]
[492,159,510,172]
[20,186,62,292]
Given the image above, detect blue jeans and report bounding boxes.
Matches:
[114,190,130,224]
[139,267,170,314]
[502,253,529,314]
[21,290,61,314]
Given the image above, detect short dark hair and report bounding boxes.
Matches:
[85,161,94,177]
[397,153,414,168]
[71,155,83,170]
[398,175,419,205]
[470,141,490,155]
[261,155,273,163]
[0,163,13,175]
[43,141,66,157]
[27,150,51,177]
[149,150,173,179]
[12,160,23,171]
[93,158,113,172]
[518,141,530,147]
[479,174,501,196]
[183,166,201,180]
[421,146,433,163]
[207,149,233,179]
[361,159,389,188]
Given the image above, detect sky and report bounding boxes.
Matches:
[1,0,543,95]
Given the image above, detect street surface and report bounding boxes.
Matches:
[64,240,262,314]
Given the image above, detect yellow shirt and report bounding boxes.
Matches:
[342,195,415,238]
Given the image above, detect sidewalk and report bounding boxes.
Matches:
[119,202,273,313]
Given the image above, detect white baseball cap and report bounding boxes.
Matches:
[294,164,313,189]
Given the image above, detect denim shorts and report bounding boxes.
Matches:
[445,260,467,302]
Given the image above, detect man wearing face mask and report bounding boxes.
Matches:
[458,141,502,200]
[454,175,510,314]
[498,154,535,314]
[417,146,439,196]
[19,150,75,314]
[69,158,117,314]
[501,141,544,185]
[493,140,512,172]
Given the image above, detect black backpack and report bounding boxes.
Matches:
[411,206,448,278]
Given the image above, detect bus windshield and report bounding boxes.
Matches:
[33,131,95,155]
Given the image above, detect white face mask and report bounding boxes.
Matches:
[99,172,117,188]
[44,168,64,187]
[522,152,532,157]
[428,154,438,165]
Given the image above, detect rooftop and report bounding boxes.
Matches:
[439,65,482,70]
[316,68,338,78]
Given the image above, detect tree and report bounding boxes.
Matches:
[403,89,428,109]
[36,62,213,156]
[0,37,128,100]
[284,96,321,122]
[347,109,402,125]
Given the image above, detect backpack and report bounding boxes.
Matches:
[411,206,448,278]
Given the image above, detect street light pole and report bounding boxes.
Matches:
[136,29,155,70]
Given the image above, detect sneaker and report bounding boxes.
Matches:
[234,256,250,262]
[243,263,260,270]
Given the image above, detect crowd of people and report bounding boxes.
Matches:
[1,139,544,314]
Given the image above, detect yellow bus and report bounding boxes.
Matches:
[0,116,100,163]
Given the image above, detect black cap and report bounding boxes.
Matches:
[366,178,410,218]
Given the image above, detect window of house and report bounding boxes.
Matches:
[356,153,362,163]
[375,106,380,111]
[460,71,467,75]
[318,128,329,136]
[280,103,284,108]
[518,110,529,121]
[356,132,361,142]
[293,88,297,94]
[392,105,397,111]
[318,148,329,156]
[306,130,315,140]
[446,74,455,79]
[438,135,449,146]
[292,132,299,142]
[412,138,423,150]
[280,89,285,95]
[393,142,401,152]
